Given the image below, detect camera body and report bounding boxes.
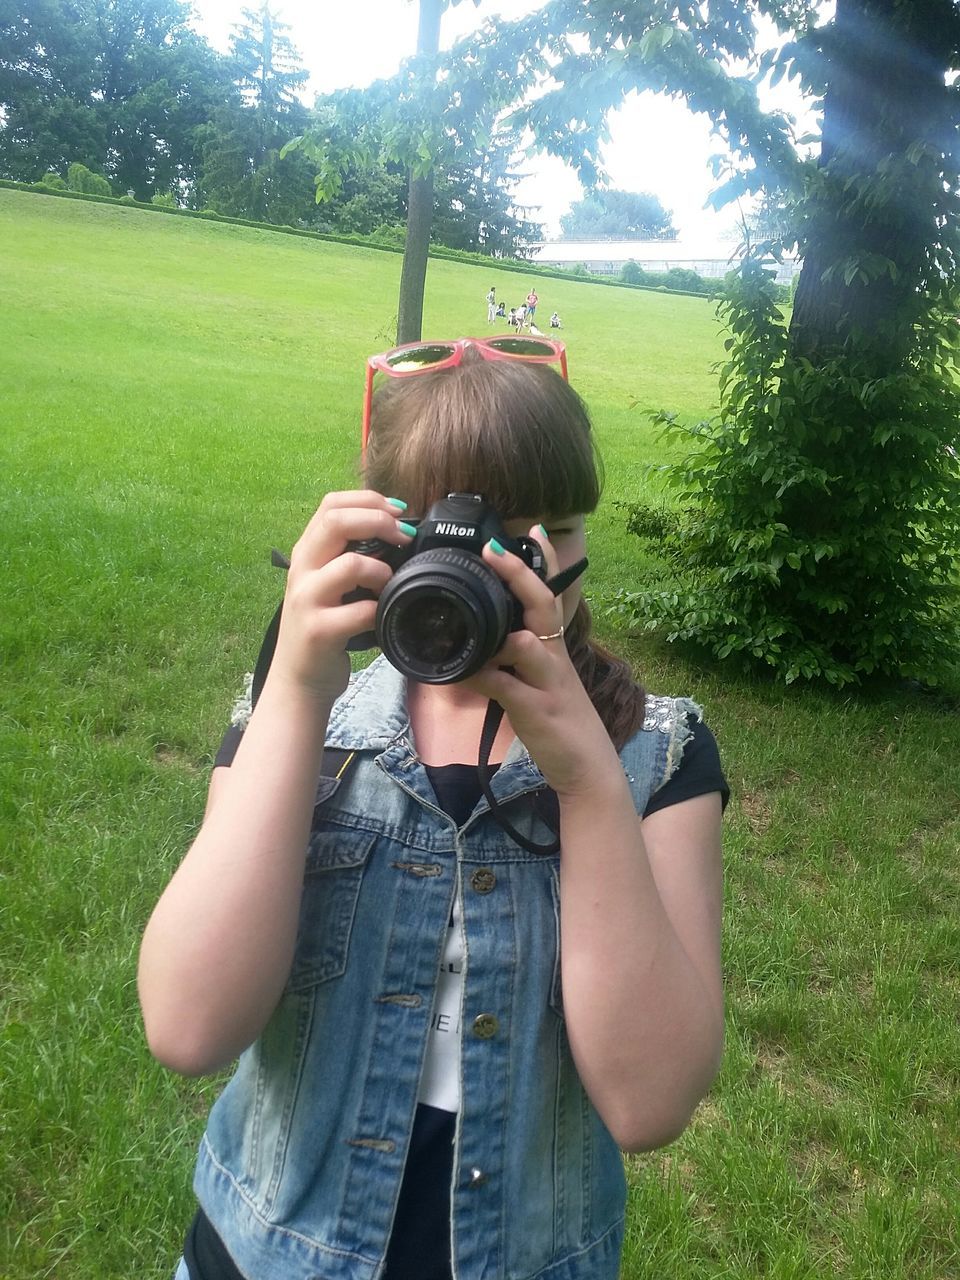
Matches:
[345,493,545,683]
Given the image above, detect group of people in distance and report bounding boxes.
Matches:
[486,285,562,335]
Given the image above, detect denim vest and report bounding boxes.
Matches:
[193,657,701,1280]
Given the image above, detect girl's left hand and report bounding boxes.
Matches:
[463,528,621,798]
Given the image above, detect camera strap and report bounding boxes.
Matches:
[475,555,589,856]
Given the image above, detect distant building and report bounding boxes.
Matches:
[527,236,801,285]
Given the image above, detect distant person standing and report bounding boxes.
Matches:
[525,287,539,323]
[486,287,497,324]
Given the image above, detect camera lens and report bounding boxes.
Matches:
[394,597,470,667]
[376,549,512,683]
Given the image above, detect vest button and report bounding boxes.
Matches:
[470,868,496,894]
[468,1167,488,1186]
[472,1013,499,1039]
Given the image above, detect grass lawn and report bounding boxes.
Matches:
[2,187,959,1279]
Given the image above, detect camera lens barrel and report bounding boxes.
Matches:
[376,549,513,683]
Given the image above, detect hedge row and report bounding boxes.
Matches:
[0,179,714,302]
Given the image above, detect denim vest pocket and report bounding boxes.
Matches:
[285,829,376,993]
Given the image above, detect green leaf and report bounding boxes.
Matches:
[638,24,675,58]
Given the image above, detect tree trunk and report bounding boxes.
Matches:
[788,0,951,369]
[397,171,435,343]
[396,0,444,345]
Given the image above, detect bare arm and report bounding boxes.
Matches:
[137,492,411,1076]
[467,529,724,1151]
[556,784,724,1152]
[137,679,332,1076]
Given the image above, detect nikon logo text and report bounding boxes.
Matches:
[434,523,477,537]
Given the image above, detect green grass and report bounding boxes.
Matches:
[3,187,959,1279]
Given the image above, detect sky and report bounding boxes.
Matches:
[186,0,823,243]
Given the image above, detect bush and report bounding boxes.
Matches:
[150,192,177,208]
[66,162,112,197]
[370,223,406,247]
[38,170,67,190]
[616,258,717,297]
[611,258,960,686]
[664,267,704,292]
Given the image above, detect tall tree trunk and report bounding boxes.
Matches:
[396,0,443,345]
[788,0,949,370]
[397,171,435,343]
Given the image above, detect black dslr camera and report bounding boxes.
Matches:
[345,493,546,683]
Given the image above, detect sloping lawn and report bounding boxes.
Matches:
[2,188,958,1278]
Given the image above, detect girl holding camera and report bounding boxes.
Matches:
[140,336,727,1280]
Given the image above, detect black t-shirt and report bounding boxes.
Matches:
[211,714,730,815]
[184,715,728,1280]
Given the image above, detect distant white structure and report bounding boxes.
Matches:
[527,236,801,286]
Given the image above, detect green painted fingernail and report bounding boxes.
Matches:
[489,538,505,556]
[538,524,549,539]
[387,497,407,510]
[398,521,417,537]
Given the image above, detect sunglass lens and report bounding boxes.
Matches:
[385,343,456,372]
[487,336,555,357]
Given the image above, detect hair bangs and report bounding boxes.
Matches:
[365,356,601,520]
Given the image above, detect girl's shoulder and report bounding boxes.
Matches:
[618,694,707,811]
[637,693,704,737]
[621,694,730,817]
[620,691,703,768]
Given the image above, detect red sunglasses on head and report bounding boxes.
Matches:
[361,335,569,452]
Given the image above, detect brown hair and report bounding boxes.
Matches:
[364,350,646,749]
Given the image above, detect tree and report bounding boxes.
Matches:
[231,4,308,160]
[468,122,544,257]
[285,0,537,341]
[0,0,105,181]
[560,188,675,238]
[66,160,111,195]
[446,0,960,685]
[786,0,957,369]
[197,5,316,222]
[393,0,495,341]
[291,90,541,251]
[0,0,234,197]
[397,0,444,345]
[310,156,407,237]
[198,105,318,222]
[430,122,544,256]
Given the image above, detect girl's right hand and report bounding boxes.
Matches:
[140,489,414,1074]
[267,490,414,705]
